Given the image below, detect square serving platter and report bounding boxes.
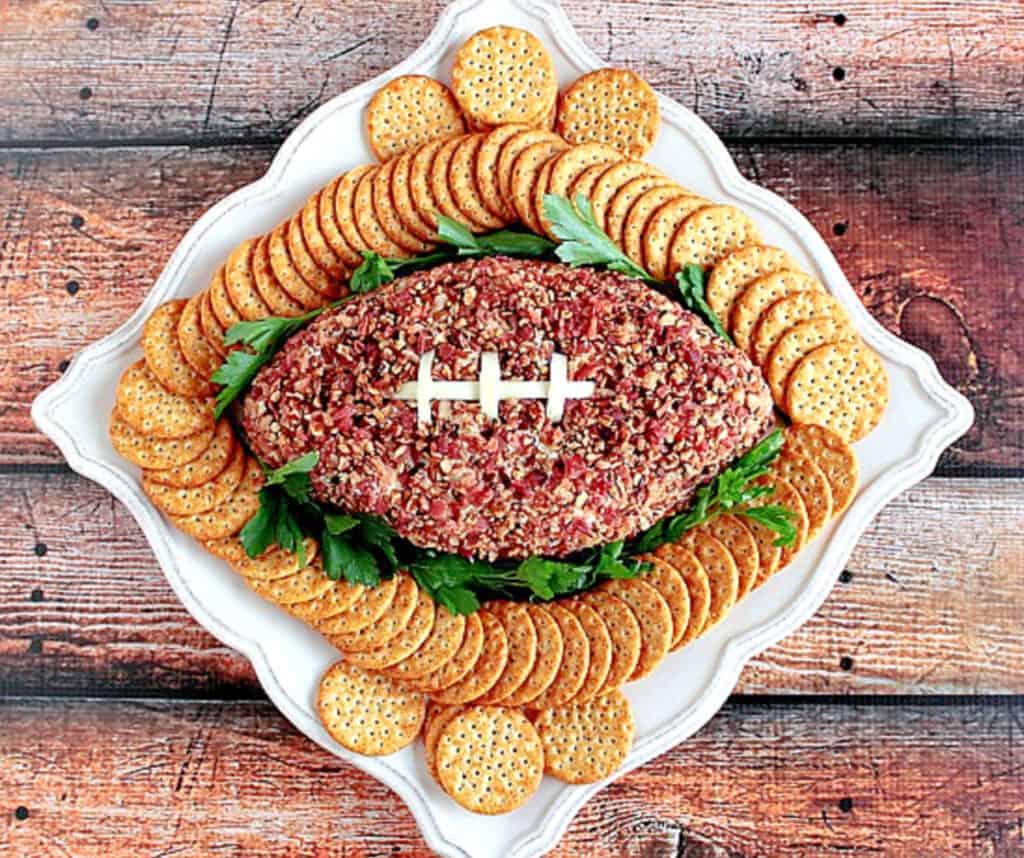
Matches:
[31,0,974,855]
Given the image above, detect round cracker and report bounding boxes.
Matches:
[642,194,709,280]
[144,418,236,488]
[430,610,508,705]
[269,222,329,310]
[170,455,262,541]
[557,68,660,157]
[287,576,366,625]
[300,186,348,281]
[391,150,438,242]
[636,554,691,650]
[703,514,760,600]
[561,599,612,705]
[772,448,835,542]
[451,26,557,128]
[742,507,784,589]
[206,536,317,582]
[366,74,466,162]
[334,164,376,255]
[476,603,537,705]
[409,139,446,231]
[752,474,809,570]
[319,176,364,268]
[252,233,305,318]
[248,558,336,607]
[730,270,826,353]
[430,135,490,231]
[142,300,216,397]
[535,688,635,784]
[785,341,889,443]
[208,265,242,331]
[372,158,434,253]
[287,213,340,298]
[511,138,569,233]
[499,604,564,707]
[600,578,671,681]
[668,204,763,272]
[681,531,739,629]
[577,590,640,693]
[621,184,688,265]
[423,703,467,784]
[331,572,419,653]
[538,143,621,237]
[115,360,214,440]
[353,165,411,258]
[109,407,212,471]
[315,575,400,636]
[590,160,662,230]
[528,602,590,709]
[605,174,677,247]
[476,124,530,221]
[385,604,467,682]
[345,586,437,670]
[224,238,272,321]
[403,612,484,694]
[706,244,801,324]
[198,288,228,357]
[318,660,425,756]
[766,317,858,404]
[449,133,507,231]
[142,438,244,516]
[652,542,711,649]
[567,162,614,209]
[751,290,849,367]
[786,423,860,515]
[495,128,563,211]
[435,705,543,814]
[177,293,221,380]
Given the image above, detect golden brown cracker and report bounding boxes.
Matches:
[170,456,263,541]
[703,514,760,600]
[511,138,569,234]
[372,157,434,253]
[198,288,229,357]
[681,531,739,629]
[409,139,446,232]
[177,293,221,380]
[729,269,826,354]
[208,265,242,332]
[142,299,217,398]
[449,133,507,231]
[567,162,614,209]
[668,204,763,273]
[528,602,590,709]
[535,688,634,784]
[772,448,835,542]
[207,536,317,582]
[247,558,337,607]
[476,603,538,705]
[637,554,691,651]
[600,578,671,681]
[391,150,438,242]
[621,184,687,265]
[423,703,467,784]
[495,128,563,211]
[300,187,348,281]
[331,572,419,653]
[366,74,466,162]
[474,124,526,221]
[251,233,306,318]
[766,317,858,404]
[145,418,235,488]
[642,195,708,280]
[115,360,214,440]
[557,68,660,157]
[403,612,484,694]
[109,407,212,471]
[334,164,376,255]
[354,165,412,258]
[268,222,326,310]
[225,238,273,321]
[288,576,366,625]
[706,244,800,325]
[539,143,621,236]
[318,176,364,268]
[430,610,508,705]
[385,604,467,682]
[751,290,848,367]
[751,474,808,571]
[785,341,889,443]
[577,590,640,692]
[653,542,711,649]
[500,604,564,707]
[287,213,341,298]
[318,660,425,756]
[430,135,489,231]
[786,423,860,515]
[561,599,613,706]
[346,587,437,670]
[314,575,400,636]
[604,174,677,247]
[590,160,662,230]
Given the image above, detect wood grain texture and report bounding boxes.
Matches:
[4,143,1021,470]
[1,472,1021,698]
[3,697,1023,856]
[1,1,1023,144]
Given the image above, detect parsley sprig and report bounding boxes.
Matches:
[676,264,732,343]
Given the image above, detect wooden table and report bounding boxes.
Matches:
[2,2,1022,854]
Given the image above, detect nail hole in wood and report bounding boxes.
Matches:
[28,638,42,655]
[80,86,93,100]
[66,280,80,295]
[86,17,100,30]
[30,589,43,602]
[34,542,48,557]
[838,797,853,813]
[14,807,29,821]
[839,570,853,583]
[839,656,854,671]
[70,215,84,229]
[834,13,847,26]
[833,221,848,236]
[832,67,846,82]
[58,359,70,372]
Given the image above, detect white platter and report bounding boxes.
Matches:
[32,0,974,855]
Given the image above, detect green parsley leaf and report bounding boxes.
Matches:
[211,349,269,419]
[323,512,360,536]
[436,214,556,258]
[321,529,381,585]
[239,488,280,558]
[740,503,798,547]
[544,193,651,282]
[675,264,732,342]
[350,251,397,294]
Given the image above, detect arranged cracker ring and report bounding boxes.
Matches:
[576,590,641,693]
[621,184,690,265]
[431,610,509,705]
[372,158,434,254]
[557,68,660,157]
[476,603,538,705]
[252,233,306,318]
[475,124,529,221]
[765,316,858,404]
[352,165,410,258]
[667,204,763,272]
[636,554,691,651]
[286,214,341,298]
[366,74,466,162]
[318,176,364,269]
[604,174,677,246]
[751,290,848,367]
[109,407,213,471]
[600,578,672,681]
[300,186,349,281]
[495,128,563,210]
[197,288,229,357]
[177,293,221,380]
[390,150,439,243]
[729,269,826,354]
[786,423,860,515]
[652,542,711,649]
[706,244,801,324]
[224,239,273,322]
[527,603,590,710]
[144,418,236,489]
[268,222,326,310]
[141,299,216,397]
[449,133,507,231]
[560,599,612,705]
[208,265,243,331]
[115,360,214,440]
[499,605,563,707]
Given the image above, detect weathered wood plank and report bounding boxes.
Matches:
[1,1,1023,144]
[1,472,1021,698]
[3,142,1020,470]
[3,697,1022,856]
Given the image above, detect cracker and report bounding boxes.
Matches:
[499,604,564,707]
[142,440,244,516]
[334,164,376,255]
[287,213,340,299]
[702,514,760,599]
[752,474,808,571]
[772,448,835,542]
[557,600,612,707]
[318,176,364,268]
[538,143,622,237]
[451,27,557,128]
[730,270,826,354]
[742,507,783,588]
[224,238,273,321]
[604,175,677,247]
[636,554,691,650]
[529,158,557,238]
[144,418,236,488]
[385,604,467,682]
[206,536,317,582]
[535,688,634,784]
[589,160,662,231]
[474,124,526,222]
[680,531,738,629]
[318,660,426,756]
[391,150,438,243]
[557,68,660,157]
[430,135,489,231]
[528,602,590,709]
[495,128,563,211]
[786,423,860,515]
[621,185,688,265]
[346,586,437,670]
[372,158,434,253]
[402,612,484,694]
[366,74,466,162]
[353,165,411,258]
[409,139,446,231]
[652,543,711,650]
[198,288,228,357]
[208,265,242,332]
[423,703,467,784]
[177,293,221,380]
[115,360,214,439]
[577,590,640,692]
[766,317,858,404]
[287,576,366,625]
[449,133,507,231]
[300,186,348,281]
[170,455,263,541]
[142,300,216,397]
[252,233,306,318]
[269,222,329,310]
[248,557,336,607]
[785,341,889,443]
[668,204,763,272]
[313,575,400,636]
[642,194,709,280]
[706,244,800,324]
[567,162,614,209]
[476,603,537,705]
[435,705,543,814]
[511,139,569,234]
[109,407,212,471]
[751,290,848,367]
[331,572,419,653]
[430,610,508,705]
[600,578,671,681]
